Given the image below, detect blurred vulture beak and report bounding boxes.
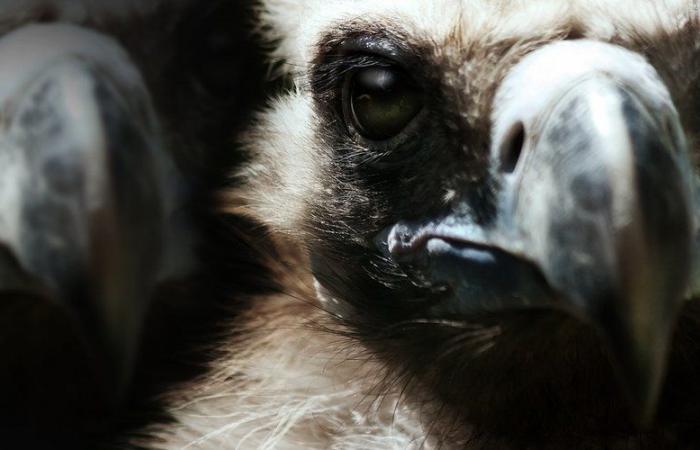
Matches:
[0,24,178,403]
[381,40,695,426]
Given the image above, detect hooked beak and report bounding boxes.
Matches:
[0,25,175,404]
[380,41,694,425]
[511,74,692,424]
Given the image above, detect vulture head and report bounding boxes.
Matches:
[235,0,700,446]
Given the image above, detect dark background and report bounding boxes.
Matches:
[0,1,276,448]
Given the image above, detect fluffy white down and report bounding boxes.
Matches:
[260,0,694,77]
[139,296,433,450]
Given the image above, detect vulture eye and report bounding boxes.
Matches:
[346,66,423,140]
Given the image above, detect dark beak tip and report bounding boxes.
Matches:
[624,369,663,430]
[596,314,678,430]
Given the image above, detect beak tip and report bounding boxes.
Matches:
[627,369,662,429]
[625,372,662,430]
[598,317,675,430]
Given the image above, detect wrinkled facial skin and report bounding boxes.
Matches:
[246,1,700,447]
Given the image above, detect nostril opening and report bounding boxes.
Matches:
[499,122,525,174]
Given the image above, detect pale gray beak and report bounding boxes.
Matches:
[507,74,692,424]
[494,41,694,424]
[381,40,695,425]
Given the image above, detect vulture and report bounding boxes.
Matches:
[3,1,700,450]
[0,0,267,448]
[139,0,700,449]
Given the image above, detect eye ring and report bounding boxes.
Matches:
[342,65,424,141]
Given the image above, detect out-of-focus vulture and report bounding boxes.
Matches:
[0,1,267,448]
[6,0,700,449]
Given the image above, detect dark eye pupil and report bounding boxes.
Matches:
[349,67,423,140]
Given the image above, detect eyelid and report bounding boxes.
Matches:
[311,55,396,97]
[335,34,415,68]
[311,31,421,97]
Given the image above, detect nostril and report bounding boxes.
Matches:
[499,121,526,174]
